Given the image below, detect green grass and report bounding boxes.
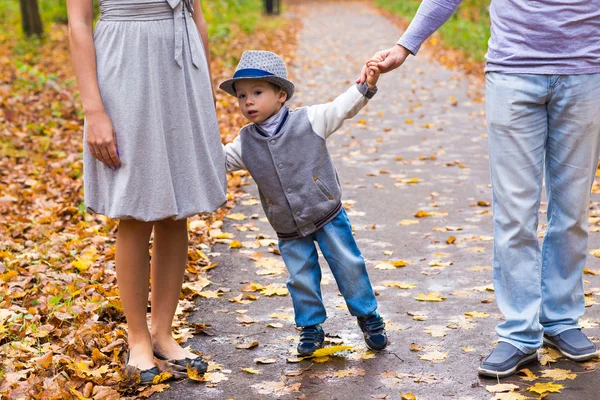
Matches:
[373,0,490,62]
[0,0,265,39]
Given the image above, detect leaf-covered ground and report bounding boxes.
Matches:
[0,9,298,400]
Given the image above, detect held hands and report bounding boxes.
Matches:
[366,61,381,89]
[357,44,411,85]
[86,110,121,170]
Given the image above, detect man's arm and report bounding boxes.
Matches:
[358,0,463,83]
[398,0,463,55]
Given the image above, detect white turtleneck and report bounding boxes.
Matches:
[257,106,287,137]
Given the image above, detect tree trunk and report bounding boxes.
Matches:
[265,0,281,15]
[20,0,44,37]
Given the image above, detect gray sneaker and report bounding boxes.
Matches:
[544,329,599,361]
[478,342,538,378]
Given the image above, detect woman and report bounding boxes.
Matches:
[67,0,227,383]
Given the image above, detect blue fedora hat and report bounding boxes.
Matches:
[219,50,295,100]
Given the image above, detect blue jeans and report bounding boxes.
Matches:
[278,208,378,327]
[486,72,600,353]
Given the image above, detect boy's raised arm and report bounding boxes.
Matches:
[307,83,377,139]
[223,136,246,172]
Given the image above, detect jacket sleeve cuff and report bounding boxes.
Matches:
[356,83,378,99]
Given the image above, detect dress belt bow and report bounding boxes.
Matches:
[167,0,201,68]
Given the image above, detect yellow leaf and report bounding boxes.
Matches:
[398,219,419,226]
[187,365,204,381]
[72,258,90,272]
[527,382,563,395]
[260,285,289,297]
[226,213,247,221]
[401,394,416,400]
[405,119,413,124]
[540,368,576,381]
[382,281,416,290]
[242,282,266,292]
[461,346,474,352]
[398,177,421,184]
[538,347,562,365]
[254,357,277,364]
[424,325,447,337]
[305,345,353,359]
[358,119,367,125]
[198,290,222,299]
[419,350,448,362]
[0,270,17,282]
[414,210,435,218]
[517,368,538,381]
[486,383,519,393]
[491,394,528,400]
[332,367,365,378]
[446,236,456,244]
[414,292,446,302]
[230,240,243,249]
[590,248,600,258]
[464,311,488,318]
[241,367,261,374]
[68,387,90,400]
[152,371,173,384]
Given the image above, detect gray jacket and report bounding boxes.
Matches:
[224,83,377,240]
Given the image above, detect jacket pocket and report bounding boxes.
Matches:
[267,199,275,222]
[313,176,334,200]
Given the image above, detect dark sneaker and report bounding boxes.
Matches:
[297,325,325,356]
[357,312,388,351]
[544,329,599,361]
[478,342,538,378]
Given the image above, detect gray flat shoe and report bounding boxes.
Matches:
[125,350,160,384]
[544,329,599,361]
[478,342,538,378]
[153,351,208,373]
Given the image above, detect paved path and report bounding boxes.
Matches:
[157,2,600,399]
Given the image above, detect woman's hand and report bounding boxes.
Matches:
[86,111,121,169]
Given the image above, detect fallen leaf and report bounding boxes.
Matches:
[527,382,563,395]
[254,357,277,364]
[236,340,259,349]
[419,351,448,362]
[305,345,353,358]
[414,292,446,302]
[540,368,576,381]
[486,383,519,393]
[382,281,416,289]
[241,367,261,374]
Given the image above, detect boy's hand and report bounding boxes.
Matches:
[365,61,380,90]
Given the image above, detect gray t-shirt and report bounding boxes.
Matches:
[397,0,600,74]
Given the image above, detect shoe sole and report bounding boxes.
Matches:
[477,352,538,378]
[543,337,600,361]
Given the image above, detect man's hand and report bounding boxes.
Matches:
[366,62,380,90]
[357,44,411,85]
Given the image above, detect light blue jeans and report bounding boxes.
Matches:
[278,208,378,327]
[486,72,600,353]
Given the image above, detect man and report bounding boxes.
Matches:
[359,0,600,378]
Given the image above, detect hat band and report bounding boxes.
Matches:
[233,68,276,79]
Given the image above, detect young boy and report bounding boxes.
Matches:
[220,50,387,355]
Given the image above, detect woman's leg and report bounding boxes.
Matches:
[150,218,197,359]
[116,219,155,370]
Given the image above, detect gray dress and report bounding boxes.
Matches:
[84,0,227,221]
